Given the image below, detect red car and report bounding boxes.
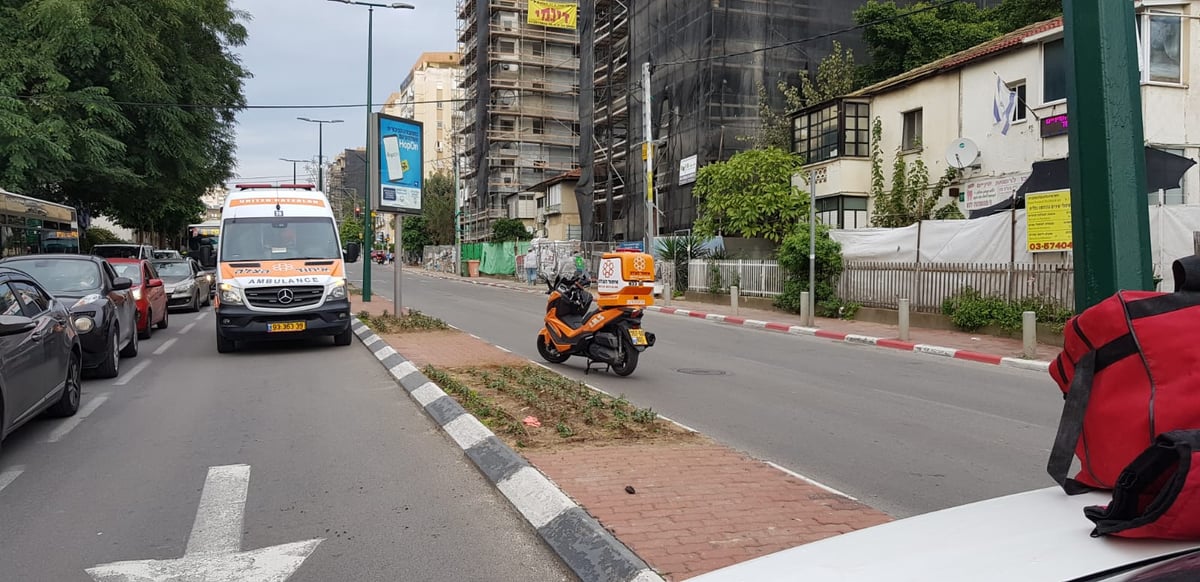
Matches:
[106,258,168,339]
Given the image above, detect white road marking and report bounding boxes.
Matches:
[765,461,859,501]
[86,464,323,582]
[47,394,110,443]
[494,345,511,353]
[0,465,24,493]
[179,322,197,334]
[113,361,151,386]
[194,311,209,322]
[153,338,178,355]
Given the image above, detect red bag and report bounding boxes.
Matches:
[1084,430,1200,539]
[1048,257,1200,492]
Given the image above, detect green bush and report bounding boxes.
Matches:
[941,288,1073,333]
[775,223,843,314]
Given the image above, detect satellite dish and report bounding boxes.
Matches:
[945,138,980,169]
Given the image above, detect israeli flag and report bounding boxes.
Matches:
[992,76,1018,136]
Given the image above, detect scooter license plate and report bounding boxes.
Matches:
[629,329,648,345]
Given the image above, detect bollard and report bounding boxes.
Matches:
[898,298,911,342]
[1023,311,1037,359]
[730,286,739,315]
[800,291,811,327]
[663,278,672,306]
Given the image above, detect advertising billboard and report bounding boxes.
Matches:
[1026,189,1073,252]
[375,113,423,214]
[528,0,577,30]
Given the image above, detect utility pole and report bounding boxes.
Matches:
[1064,0,1152,310]
[808,172,816,326]
[454,151,462,276]
[297,118,344,191]
[280,158,305,184]
[642,62,654,254]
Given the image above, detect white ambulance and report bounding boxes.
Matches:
[213,184,357,353]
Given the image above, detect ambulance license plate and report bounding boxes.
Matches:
[268,322,306,333]
[629,329,648,345]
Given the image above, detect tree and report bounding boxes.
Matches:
[0,0,249,239]
[775,223,844,312]
[401,215,432,255]
[82,227,126,252]
[752,41,860,150]
[423,172,455,245]
[867,118,961,227]
[339,216,363,244]
[692,148,807,244]
[993,0,1061,32]
[491,217,531,241]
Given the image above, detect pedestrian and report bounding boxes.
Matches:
[524,247,538,285]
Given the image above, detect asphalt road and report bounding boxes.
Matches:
[0,305,574,581]
[353,264,1064,518]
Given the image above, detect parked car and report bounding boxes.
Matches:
[0,255,138,378]
[92,243,155,261]
[152,249,182,260]
[106,258,168,339]
[0,267,83,450]
[151,258,211,312]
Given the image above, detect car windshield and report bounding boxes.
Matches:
[92,246,141,259]
[153,261,192,278]
[153,251,180,259]
[219,217,340,261]
[5,259,102,294]
[109,263,143,284]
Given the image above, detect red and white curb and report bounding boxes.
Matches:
[406,269,1051,373]
[646,306,1051,373]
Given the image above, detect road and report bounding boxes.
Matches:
[0,305,574,581]
[354,264,1064,518]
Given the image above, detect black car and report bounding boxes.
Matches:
[0,267,83,449]
[0,256,138,378]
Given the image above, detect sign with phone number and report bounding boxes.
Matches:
[1025,189,1073,253]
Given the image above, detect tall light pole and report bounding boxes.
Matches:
[297,117,343,192]
[329,0,414,302]
[280,158,306,183]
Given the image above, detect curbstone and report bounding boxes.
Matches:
[353,325,662,582]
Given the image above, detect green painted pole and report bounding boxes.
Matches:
[1064,0,1153,311]
[362,6,375,301]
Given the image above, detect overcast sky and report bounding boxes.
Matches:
[227,0,455,186]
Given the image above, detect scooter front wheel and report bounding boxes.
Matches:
[537,334,571,364]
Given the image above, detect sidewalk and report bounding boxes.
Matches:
[404,268,1057,373]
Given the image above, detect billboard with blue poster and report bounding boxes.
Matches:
[375,113,423,214]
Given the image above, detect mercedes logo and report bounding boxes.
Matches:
[276,288,295,304]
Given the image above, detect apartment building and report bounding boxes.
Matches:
[382,51,464,179]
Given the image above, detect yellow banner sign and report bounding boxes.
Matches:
[528,0,577,30]
[1026,189,1073,252]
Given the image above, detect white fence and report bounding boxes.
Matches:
[688,260,784,298]
[837,261,1075,313]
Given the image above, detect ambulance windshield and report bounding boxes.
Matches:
[220,217,341,262]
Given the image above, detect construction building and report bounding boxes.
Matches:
[382,51,465,179]
[456,0,582,242]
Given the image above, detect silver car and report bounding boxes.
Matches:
[151,259,212,312]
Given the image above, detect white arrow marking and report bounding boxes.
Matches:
[86,464,323,582]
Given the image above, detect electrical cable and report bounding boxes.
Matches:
[9,94,475,110]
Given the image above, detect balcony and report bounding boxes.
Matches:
[790,98,872,166]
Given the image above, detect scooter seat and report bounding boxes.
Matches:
[560,314,585,329]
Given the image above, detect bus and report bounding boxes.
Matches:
[0,187,80,256]
[186,220,220,269]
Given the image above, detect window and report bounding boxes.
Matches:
[902,109,923,151]
[11,281,49,316]
[1149,148,1187,205]
[1139,11,1183,84]
[1010,82,1027,122]
[815,196,869,229]
[532,43,544,57]
[0,284,19,317]
[1042,39,1067,102]
[792,101,871,164]
[532,119,544,134]
[498,40,515,54]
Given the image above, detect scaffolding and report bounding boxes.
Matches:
[456,0,582,243]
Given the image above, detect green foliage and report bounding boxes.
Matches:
[655,233,710,292]
[752,41,861,149]
[817,298,862,320]
[339,217,363,244]
[0,0,250,239]
[423,172,456,245]
[941,288,1073,333]
[357,309,448,333]
[869,117,961,227]
[933,204,966,220]
[491,217,532,241]
[855,0,1061,85]
[775,223,844,313]
[82,227,125,252]
[692,148,807,244]
[401,215,432,254]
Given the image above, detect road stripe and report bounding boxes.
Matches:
[46,393,110,443]
[184,464,250,556]
[0,466,24,493]
[194,311,209,322]
[153,338,178,355]
[114,360,152,386]
[765,461,859,500]
[179,322,197,334]
[495,345,511,353]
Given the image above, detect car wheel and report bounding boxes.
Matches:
[47,349,82,417]
[216,331,237,354]
[95,326,120,379]
[190,292,200,312]
[333,327,353,346]
[156,308,169,330]
[120,323,139,357]
[138,310,153,340]
[203,289,212,306]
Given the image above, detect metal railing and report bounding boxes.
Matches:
[837,261,1075,313]
[688,260,783,298]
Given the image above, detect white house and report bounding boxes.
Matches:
[793,2,1199,228]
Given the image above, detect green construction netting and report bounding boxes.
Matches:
[478,241,532,275]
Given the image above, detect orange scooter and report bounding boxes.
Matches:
[536,251,656,376]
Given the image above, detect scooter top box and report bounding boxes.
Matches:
[595,251,655,308]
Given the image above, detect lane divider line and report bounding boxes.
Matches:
[114,360,152,386]
[179,322,197,335]
[0,465,25,494]
[765,461,859,501]
[153,338,178,355]
[47,393,110,443]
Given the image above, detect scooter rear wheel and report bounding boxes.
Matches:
[610,343,639,377]
[537,334,571,364]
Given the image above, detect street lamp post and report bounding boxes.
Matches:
[280,158,306,184]
[297,117,343,191]
[329,0,414,302]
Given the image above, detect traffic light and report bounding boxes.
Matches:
[354,206,362,217]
